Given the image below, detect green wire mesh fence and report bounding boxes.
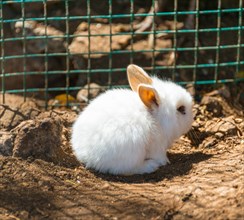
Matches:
[0,0,243,108]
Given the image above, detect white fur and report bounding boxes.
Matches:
[71,76,193,175]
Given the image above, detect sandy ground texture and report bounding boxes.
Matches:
[1,2,243,219]
[0,85,243,220]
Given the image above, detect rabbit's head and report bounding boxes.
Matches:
[127,64,194,143]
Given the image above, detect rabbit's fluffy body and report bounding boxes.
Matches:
[72,68,193,175]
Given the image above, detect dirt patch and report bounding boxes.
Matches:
[0,90,243,220]
[0,2,243,219]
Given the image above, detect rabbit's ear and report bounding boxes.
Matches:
[127,64,152,91]
[138,84,160,109]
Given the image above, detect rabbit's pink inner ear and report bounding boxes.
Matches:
[138,84,159,109]
[127,64,152,91]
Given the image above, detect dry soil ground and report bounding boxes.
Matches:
[0,87,243,220]
[0,3,244,219]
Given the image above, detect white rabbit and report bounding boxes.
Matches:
[71,64,194,175]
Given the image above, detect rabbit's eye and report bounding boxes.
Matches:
[177,105,186,115]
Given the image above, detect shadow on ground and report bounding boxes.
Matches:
[92,151,212,183]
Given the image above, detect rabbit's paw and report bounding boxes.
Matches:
[134,159,160,174]
[158,155,170,166]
